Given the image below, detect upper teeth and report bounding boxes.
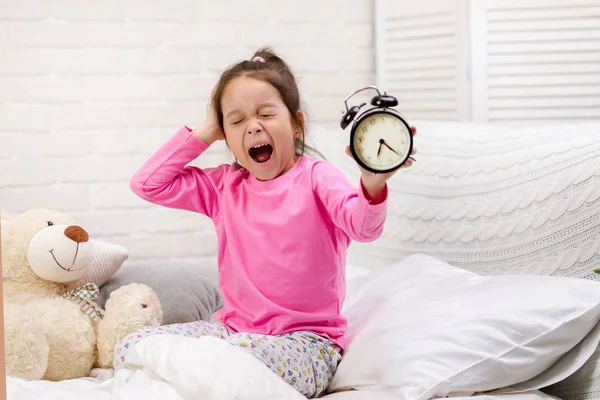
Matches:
[253,144,268,149]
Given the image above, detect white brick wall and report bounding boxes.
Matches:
[0,0,375,265]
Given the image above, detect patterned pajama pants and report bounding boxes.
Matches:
[113,319,343,399]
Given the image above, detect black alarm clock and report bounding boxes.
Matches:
[340,86,414,174]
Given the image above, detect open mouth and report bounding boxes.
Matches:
[248,144,273,163]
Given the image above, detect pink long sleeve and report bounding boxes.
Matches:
[311,160,387,242]
[129,127,228,219]
[130,127,391,349]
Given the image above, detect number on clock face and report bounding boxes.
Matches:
[352,113,411,171]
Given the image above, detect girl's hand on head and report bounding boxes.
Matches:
[191,86,225,145]
[346,126,417,202]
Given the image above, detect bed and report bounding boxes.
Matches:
[8,251,599,400]
[7,120,600,400]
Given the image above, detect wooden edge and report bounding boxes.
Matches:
[0,213,6,400]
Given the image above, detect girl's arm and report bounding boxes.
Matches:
[130,126,226,219]
[311,161,388,243]
[314,126,416,242]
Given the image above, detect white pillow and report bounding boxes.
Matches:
[65,239,129,289]
[332,254,600,399]
[124,335,306,400]
[345,263,371,281]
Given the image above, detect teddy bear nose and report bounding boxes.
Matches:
[64,225,89,243]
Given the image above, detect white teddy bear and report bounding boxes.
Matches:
[1,209,163,381]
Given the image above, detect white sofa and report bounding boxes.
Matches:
[310,119,600,400]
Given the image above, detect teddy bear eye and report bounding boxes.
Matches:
[47,221,54,226]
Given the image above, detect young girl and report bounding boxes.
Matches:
[116,47,416,398]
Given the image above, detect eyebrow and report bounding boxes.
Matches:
[225,102,279,119]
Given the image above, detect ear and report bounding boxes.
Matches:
[295,110,305,138]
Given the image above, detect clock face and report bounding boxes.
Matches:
[351,112,412,172]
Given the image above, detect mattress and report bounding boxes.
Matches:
[7,370,558,400]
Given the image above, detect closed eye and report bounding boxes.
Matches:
[261,114,274,118]
[232,119,244,125]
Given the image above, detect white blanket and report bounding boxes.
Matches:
[8,334,305,400]
[5,332,562,400]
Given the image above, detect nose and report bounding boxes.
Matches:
[64,225,89,243]
[247,120,262,135]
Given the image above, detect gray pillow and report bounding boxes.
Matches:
[97,260,223,325]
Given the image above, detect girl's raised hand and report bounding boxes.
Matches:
[192,86,225,145]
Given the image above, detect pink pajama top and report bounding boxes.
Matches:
[129,126,388,348]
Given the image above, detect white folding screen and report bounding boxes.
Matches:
[376,0,600,124]
[375,0,471,121]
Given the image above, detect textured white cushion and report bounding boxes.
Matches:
[311,121,600,399]
[544,352,600,400]
[66,239,128,289]
[331,254,600,399]
[311,121,600,278]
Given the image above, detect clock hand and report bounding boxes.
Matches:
[381,140,417,162]
[377,142,383,158]
[381,140,400,156]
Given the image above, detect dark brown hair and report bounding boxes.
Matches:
[211,47,322,159]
